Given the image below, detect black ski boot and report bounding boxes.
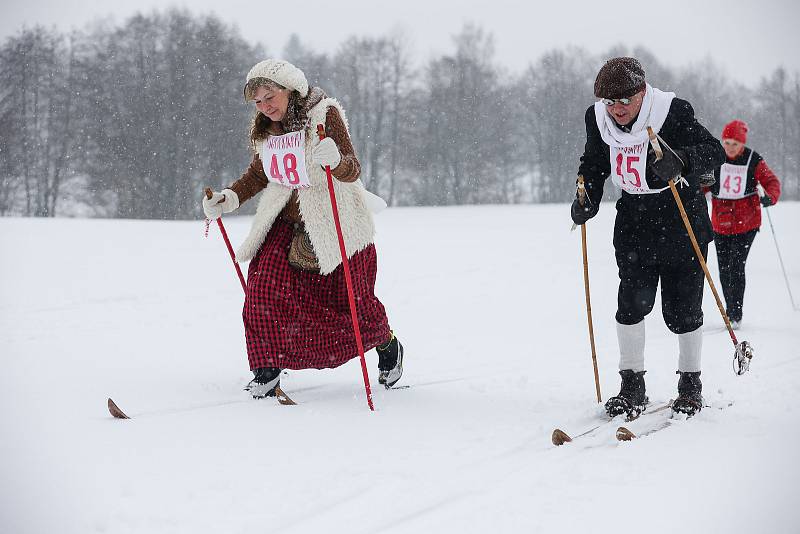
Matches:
[377,332,404,388]
[672,371,703,417]
[246,367,281,399]
[605,370,648,420]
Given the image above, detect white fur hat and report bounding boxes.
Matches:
[246,59,309,97]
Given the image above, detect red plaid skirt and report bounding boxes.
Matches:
[243,219,391,370]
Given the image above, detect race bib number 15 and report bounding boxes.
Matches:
[610,140,655,194]
[260,131,311,189]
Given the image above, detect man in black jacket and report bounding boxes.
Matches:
[572,57,725,417]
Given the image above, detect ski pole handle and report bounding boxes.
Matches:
[571,175,587,232]
[756,184,768,205]
[205,187,225,203]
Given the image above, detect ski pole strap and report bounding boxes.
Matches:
[647,126,663,160]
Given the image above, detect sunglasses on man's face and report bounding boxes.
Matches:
[602,97,633,106]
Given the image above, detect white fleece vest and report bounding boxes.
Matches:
[236,98,375,275]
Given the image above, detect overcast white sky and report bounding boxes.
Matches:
[2,0,798,86]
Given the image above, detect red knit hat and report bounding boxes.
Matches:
[722,120,748,144]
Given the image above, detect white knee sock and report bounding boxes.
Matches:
[617,321,645,372]
[678,328,703,373]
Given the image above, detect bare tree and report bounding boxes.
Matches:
[751,68,798,198]
[407,25,504,205]
[75,9,258,219]
[2,19,799,217]
[384,33,414,206]
[519,48,595,202]
[0,27,79,216]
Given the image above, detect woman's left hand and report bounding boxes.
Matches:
[312,137,342,169]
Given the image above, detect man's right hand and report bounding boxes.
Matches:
[571,197,599,225]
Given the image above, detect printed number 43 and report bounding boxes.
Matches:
[616,153,641,187]
[723,175,742,194]
[270,153,301,185]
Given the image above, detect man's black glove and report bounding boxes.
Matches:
[699,173,716,187]
[647,145,688,182]
[571,197,599,225]
[760,195,774,207]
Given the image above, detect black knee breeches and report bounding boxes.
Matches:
[615,243,709,334]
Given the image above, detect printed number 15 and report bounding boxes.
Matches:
[616,153,641,187]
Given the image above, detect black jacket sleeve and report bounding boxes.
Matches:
[660,99,725,183]
[577,105,610,209]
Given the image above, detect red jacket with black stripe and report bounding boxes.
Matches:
[704,147,781,235]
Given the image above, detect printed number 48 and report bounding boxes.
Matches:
[616,153,641,187]
[270,153,301,185]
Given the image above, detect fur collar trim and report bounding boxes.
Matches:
[236,97,375,275]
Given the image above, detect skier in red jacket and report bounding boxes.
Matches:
[706,120,781,329]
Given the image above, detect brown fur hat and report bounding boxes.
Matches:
[594,57,646,99]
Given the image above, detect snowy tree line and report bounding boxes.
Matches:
[1,9,798,219]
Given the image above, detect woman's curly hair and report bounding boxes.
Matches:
[244,77,310,150]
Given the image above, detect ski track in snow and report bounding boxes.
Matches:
[1,203,799,533]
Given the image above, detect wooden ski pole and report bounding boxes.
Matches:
[576,175,602,403]
[316,125,374,411]
[665,179,736,340]
[646,127,753,373]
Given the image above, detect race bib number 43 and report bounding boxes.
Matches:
[260,131,311,189]
[717,162,748,199]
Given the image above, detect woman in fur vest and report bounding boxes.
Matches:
[203,59,404,399]
[706,120,781,329]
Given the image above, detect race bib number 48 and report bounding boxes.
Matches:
[260,131,311,189]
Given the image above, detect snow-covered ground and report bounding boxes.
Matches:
[2,203,799,533]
